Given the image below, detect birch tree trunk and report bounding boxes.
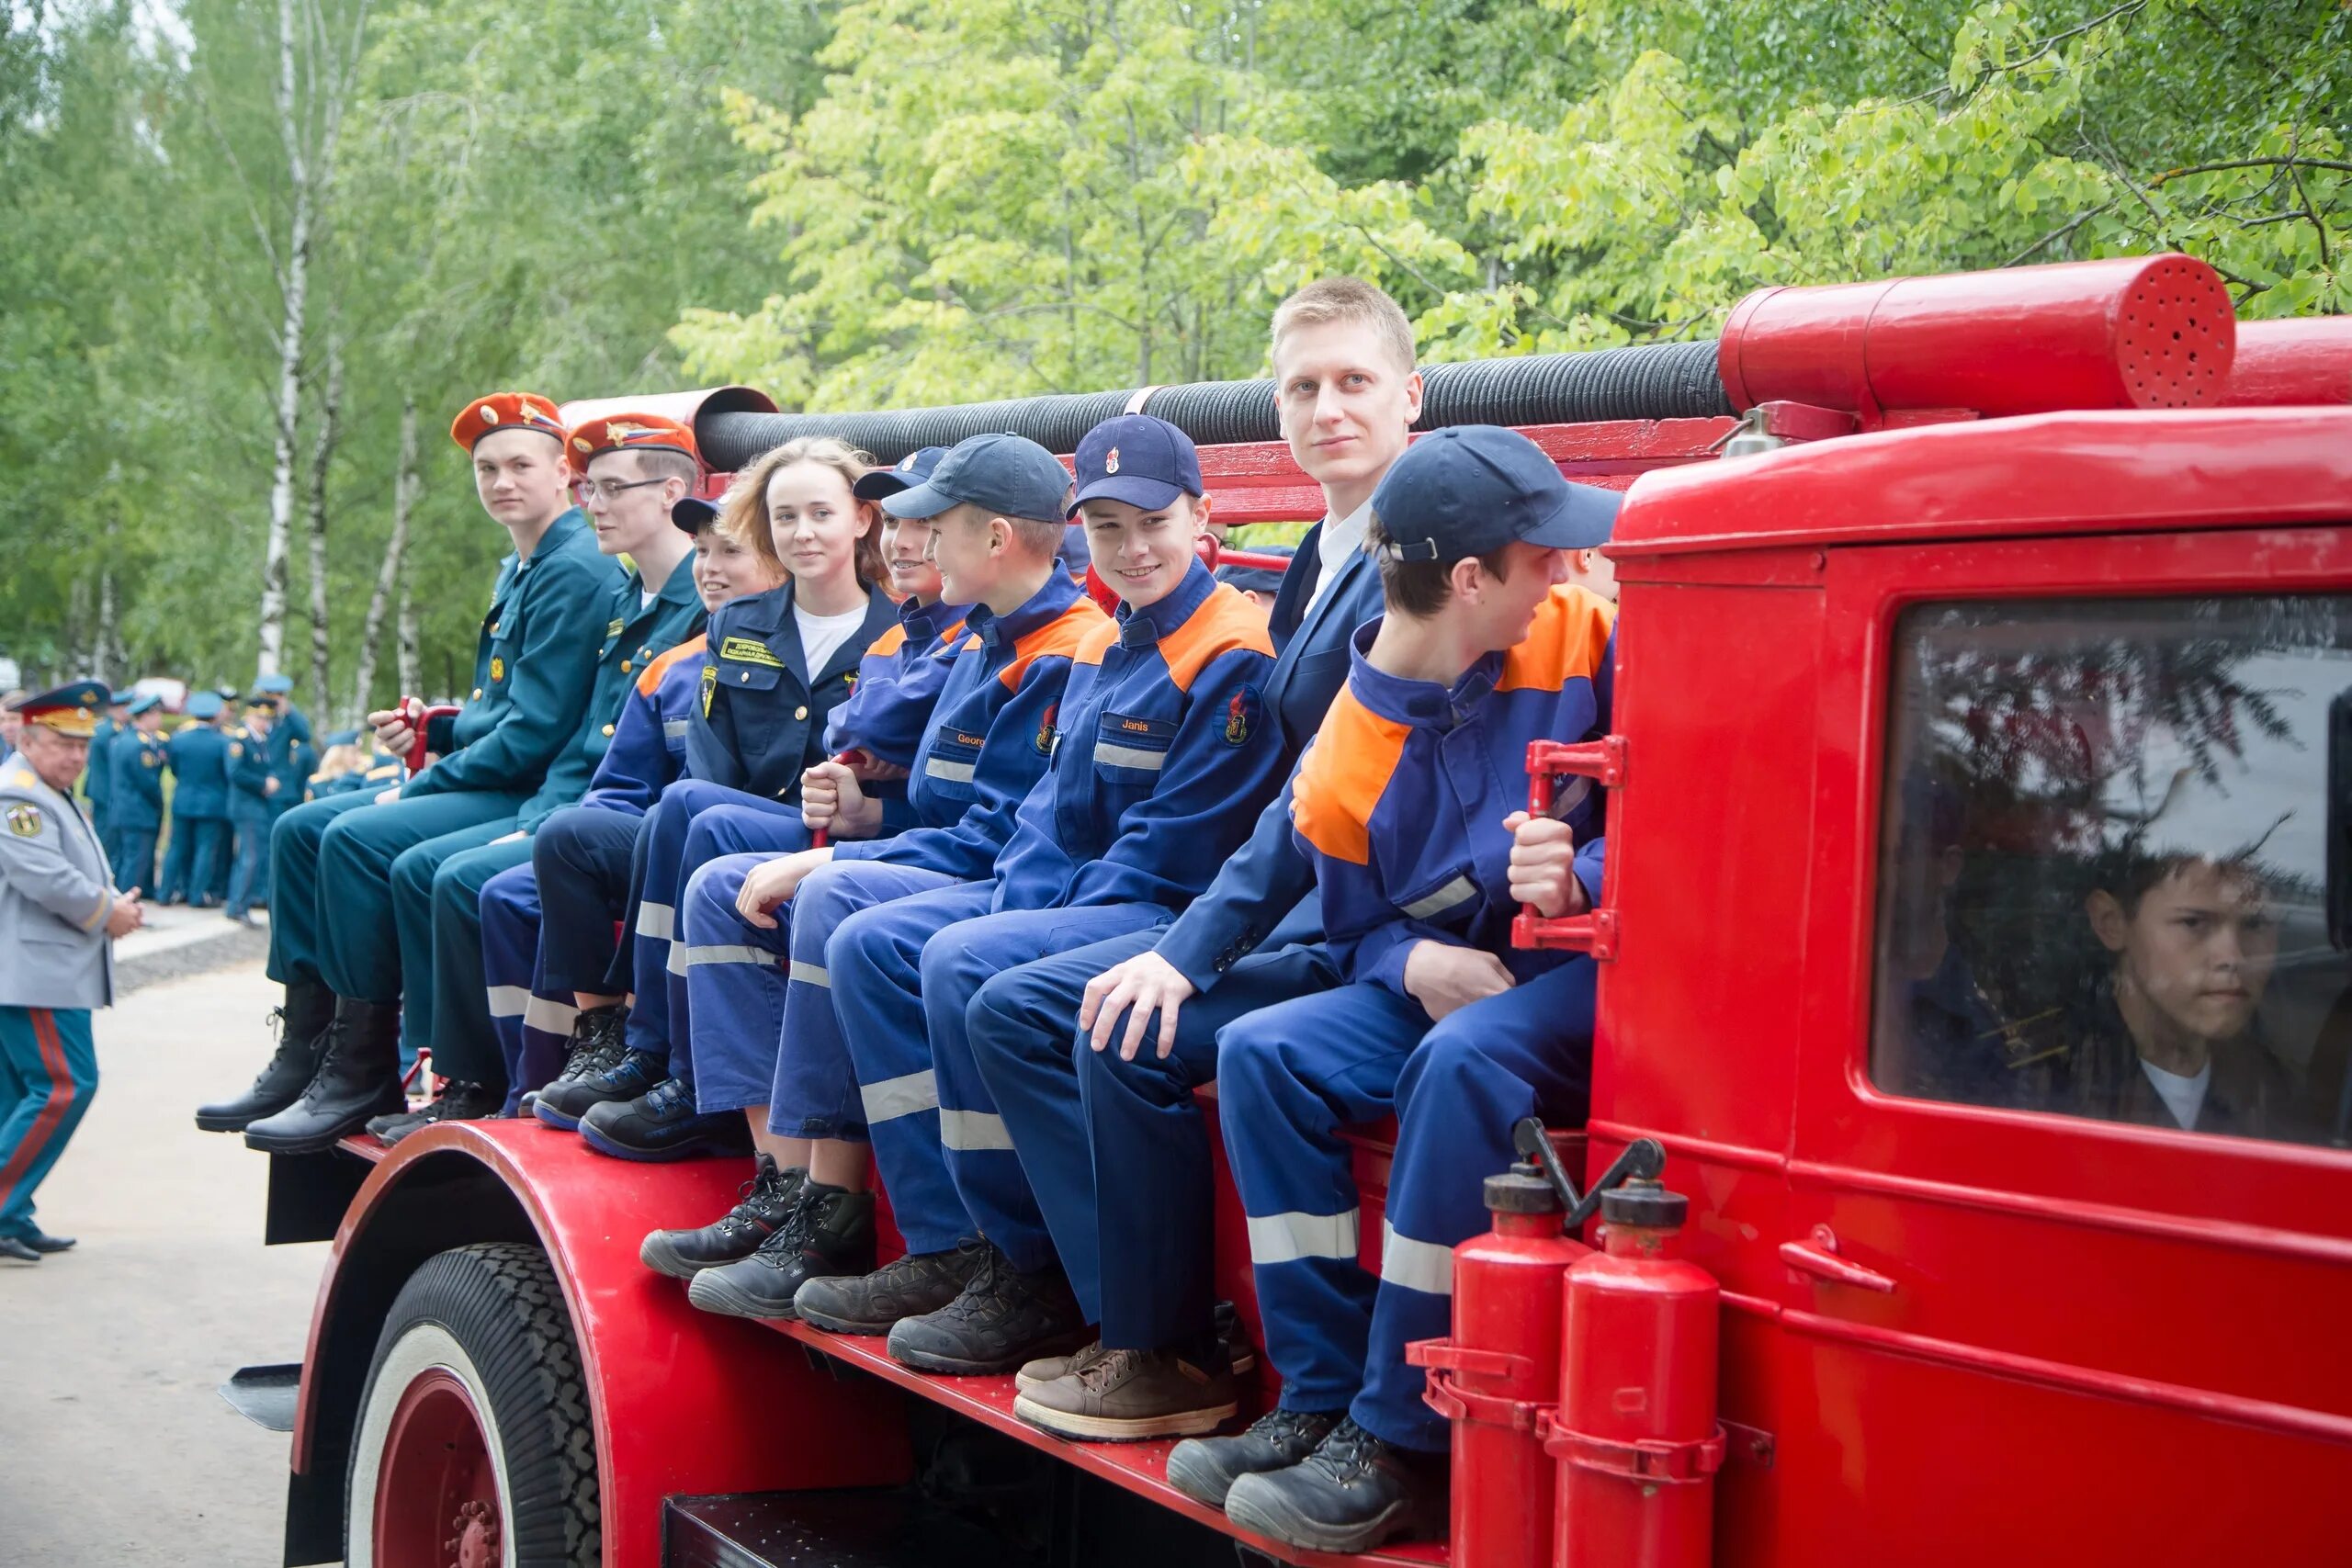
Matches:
[352,398,418,718]
[303,334,343,713]
[396,583,421,702]
[254,0,309,678]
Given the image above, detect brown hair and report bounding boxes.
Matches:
[1367,513,1508,618]
[1271,276,1417,375]
[717,436,888,588]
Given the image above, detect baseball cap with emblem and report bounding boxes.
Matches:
[1370,424,1618,562]
[670,495,720,537]
[1069,413,1203,517]
[854,446,950,502]
[568,412,700,468]
[450,392,570,453]
[7,679,110,739]
[881,434,1072,525]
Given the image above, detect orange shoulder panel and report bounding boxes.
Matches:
[935,616,969,650]
[1289,686,1408,867]
[1497,585,1616,695]
[1156,583,1278,694]
[1074,615,1122,669]
[1002,599,1112,690]
[637,634,707,696]
[866,623,910,659]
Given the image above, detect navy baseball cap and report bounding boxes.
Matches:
[854,446,949,502]
[1070,414,1202,517]
[671,494,718,536]
[1371,426,1618,562]
[883,434,1071,525]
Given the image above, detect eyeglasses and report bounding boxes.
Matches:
[574,477,671,504]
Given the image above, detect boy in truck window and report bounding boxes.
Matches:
[1163,426,1619,1554]
[2070,849,2312,1141]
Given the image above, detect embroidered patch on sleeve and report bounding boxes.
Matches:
[6,804,43,837]
[1223,683,1262,746]
[1034,701,1059,756]
[700,661,718,717]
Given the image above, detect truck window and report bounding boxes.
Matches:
[1871,594,2352,1147]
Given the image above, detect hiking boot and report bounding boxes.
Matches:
[1017,1300,1254,1393]
[639,1156,806,1279]
[884,1241,1085,1376]
[528,1009,638,1129]
[1222,1416,1447,1553]
[195,980,337,1132]
[1014,1345,1240,1443]
[685,1185,876,1319]
[243,997,406,1155]
[578,1077,752,1162]
[792,1242,983,1337]
[1166,1407,1343,1510]
[366,1080,505,1145]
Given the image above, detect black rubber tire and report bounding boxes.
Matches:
[346,1241,600,1567]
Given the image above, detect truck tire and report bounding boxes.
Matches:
[345,1242,600,1568]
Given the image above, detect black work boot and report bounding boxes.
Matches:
[194,980,338,1132]
[367,1080,506,1146]
[577,1077,752,1162]
[1167,1407,1343,1509]
[242,998,406,1155]
[793,1241,984,1337]
[684,1184,876,1319]
[1221,1416,1447,1553]
[532,1019,652,1131]
[884,1241,1086,1375]
[639,1156,806,1279]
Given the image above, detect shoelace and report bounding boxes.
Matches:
[1070,1345,1134,1390]
[1308,1417,1380,1480]
[601,1049,665,1094]
[718,1165,790,1234]
[751,1190,822,1269]
[295,1018,356,1105]
[1249,1407,1337,1448]
[642,1077,689,1116]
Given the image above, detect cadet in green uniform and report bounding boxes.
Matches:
[196,392,616,1153]
[225,700,276,925]
[81,691,131,847]
[254,672,311,822]
[158,692,232,907]
[106,697,166,894]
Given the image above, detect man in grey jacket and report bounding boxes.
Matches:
[0,681,142,1263]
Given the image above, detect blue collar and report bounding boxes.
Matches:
[901,595,969,645]
[970,569,1085,650]
[1113,558,1216,649]
[1343,616,1504,730]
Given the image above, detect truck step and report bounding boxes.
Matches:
[663,1489,1029,1568]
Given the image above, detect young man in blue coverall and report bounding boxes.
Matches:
[778,415,1288,1382]
[196,393,616,1154]
[471,494,781,1117]
[952,277,1416,1418]
[363,412,711,1144]
[648,434,1106,1303]
[1160,426,1619,1554]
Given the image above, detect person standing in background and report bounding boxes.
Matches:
[159,692,232,907]
[107,696,166,897]
[225,700,277,927]
[82,691,132,850]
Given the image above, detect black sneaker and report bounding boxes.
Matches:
[1166,1407,1343,1510]
[367,1080,505,1145]
[884,1241,1086,1376]
[529,1010,638,1130]
[577,1077,752,1162]
[1018,1299,1255,1393]
[639,1156,806,1278]
[685,1185,876,1319]
[793,1242,984,1336]
[1222,1416,1447,1553]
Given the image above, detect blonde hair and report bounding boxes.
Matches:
[1271,276,1417,375]
[717,436,888,588]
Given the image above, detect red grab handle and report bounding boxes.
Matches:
[1510,737,1627,959]
[401,697,463,776]
[810,749,866,849]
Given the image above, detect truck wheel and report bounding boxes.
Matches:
[345,1242,599,1568]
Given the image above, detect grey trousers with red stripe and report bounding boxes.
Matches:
[0,1006,97,1241]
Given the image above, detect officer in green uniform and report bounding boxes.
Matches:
[197,391,617,1153]
[224,700,276,925]
[254,672,311,821]
[81,690,131,848]
[106,697,166,894]
[158,692,231,907]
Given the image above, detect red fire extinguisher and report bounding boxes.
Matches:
[1405,1158,1589,1568]
[1545,1175,1726,1568]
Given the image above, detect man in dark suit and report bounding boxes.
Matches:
[961,277,1420,1433]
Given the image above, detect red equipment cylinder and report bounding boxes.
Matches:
[1404,1163,1589,1568]
[2224,316,2352,406]
[1718,254,2236,421]
[1547,1179,1724,1568]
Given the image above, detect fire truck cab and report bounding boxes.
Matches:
[256,255,2352,1568]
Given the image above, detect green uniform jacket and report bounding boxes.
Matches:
[226,727,275,822]
[84,718,119,811]
[518,559,707,832]
[410,508,618,801]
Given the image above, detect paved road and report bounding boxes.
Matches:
[0,959,331,1567]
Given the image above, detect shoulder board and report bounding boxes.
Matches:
[1289,685,1408,867]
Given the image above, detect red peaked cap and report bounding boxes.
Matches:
[450,391,570,453]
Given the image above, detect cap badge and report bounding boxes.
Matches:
[899,454,916,470]
[1103,447,1120,474]
[481,405,499,424]
[606,421,649,444]
[572,436,593,454]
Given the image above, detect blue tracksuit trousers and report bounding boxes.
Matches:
[831,882,1167,1261]
[658,805,812,1094]
[673,852,795,1115]
[626,783,807,1069]
[476,861,561,1112]
[968,927,1339,1346]
[1216,958,1597,1452]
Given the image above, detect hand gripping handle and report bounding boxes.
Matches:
[398,696,464,776]
[1510,736,1627,957]
[808,749,865,849]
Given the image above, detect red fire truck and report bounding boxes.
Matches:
[236,255,2352,1568]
